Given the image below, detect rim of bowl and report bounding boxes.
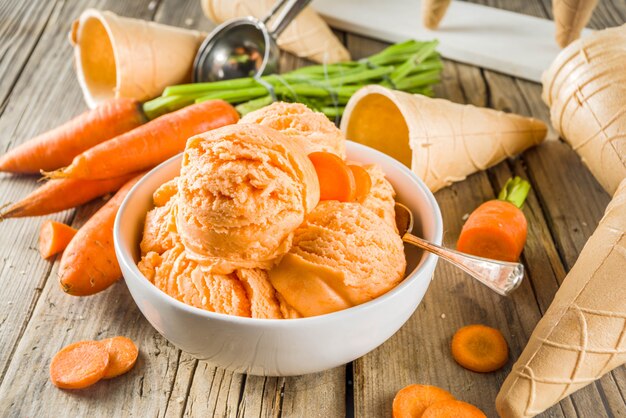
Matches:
[114,140,443,327]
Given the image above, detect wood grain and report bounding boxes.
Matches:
[0,0,624,416]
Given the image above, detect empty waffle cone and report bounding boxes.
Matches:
[496,178,626,417]
[200,0,350,64]
[69,9,205,108]
[422,0,452,30]
[340,85,547,192]
[553,0,598,47]
[543,24,626,196]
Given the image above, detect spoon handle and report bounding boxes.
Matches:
[402,233,524,296]
[268,0,313,38]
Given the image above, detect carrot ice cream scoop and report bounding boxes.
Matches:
[176,123,320,274]
[239,102,346,158]
[269,201,406,317]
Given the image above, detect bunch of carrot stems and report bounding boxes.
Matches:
[143,39,442,120]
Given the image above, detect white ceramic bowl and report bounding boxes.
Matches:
[114,141,443,376]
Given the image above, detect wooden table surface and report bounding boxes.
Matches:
[0,0,624,417]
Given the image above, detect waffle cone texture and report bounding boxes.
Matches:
[496,178,626,417]
[341,85,547,192]
[543,24,626,196]
[201,0,350,64]
[70,9,205,108]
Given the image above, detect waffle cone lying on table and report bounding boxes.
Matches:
[138,102,406,318]
[340,85,547,192]
[496,179,626,417]
[543,23,626,195]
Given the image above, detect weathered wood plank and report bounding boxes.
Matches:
[0,0,164,389]
[0,0,60,120]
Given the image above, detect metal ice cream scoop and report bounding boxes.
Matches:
[394,202,523,296]
[193,0,311,82]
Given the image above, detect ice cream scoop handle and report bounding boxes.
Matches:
[402,233,524,296]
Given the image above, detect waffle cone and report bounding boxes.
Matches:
[201,0,350,64]
[542,24,626,195]
[553,0,598,47]
[421,0,452,29]
[340,85,547,192]
[496,179,626,417]
[69,9,205,108]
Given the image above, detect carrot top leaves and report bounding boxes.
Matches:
[497,176,530,209]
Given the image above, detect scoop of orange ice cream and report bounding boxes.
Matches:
[140,195,179,255]
[138,243,251,317]
[235,269,283,319]
[361,164,398,232]
[176,124,320,274]
[269,201,406,317]
[240,102,346,158]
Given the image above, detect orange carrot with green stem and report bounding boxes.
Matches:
[59,173,143,296]
[457,176,529,262]
[0,174,136,219]
[46,100,239,180]
[0,98,145,173]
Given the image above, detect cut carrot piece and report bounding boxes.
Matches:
[422,400,486,418]
[451,324,509,373]
[308,152,356,202]
[101,336,139,379]
[392,384,455,418]
[38,220,77,259]
[49,340,109,389]
[348,165,372,203]
[457,177,529,262]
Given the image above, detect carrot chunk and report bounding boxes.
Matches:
[451,324,509,373]
[49,340,109,389]
[308,152,356,202]
[101,336,139,379]
[457,177,530,262]
[422,400,486,418]
[392,384,455,418]
[38,220,77,259]
[348,165,372,203]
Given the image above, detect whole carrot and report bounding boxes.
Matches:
[457,177,529,262]
[0,174,136,219]
[59,174,143,296]
[0,98,144,173]
[48,100,239,180]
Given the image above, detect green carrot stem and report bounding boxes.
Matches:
[321,106,345,118]
[390,41,439,84]
[235,95,274,115]
[498,176,531,209]
[163,78,259,96]
[394,70,441,90]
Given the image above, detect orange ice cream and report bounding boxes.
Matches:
[360,164,398,232]
[269,201,406,317]
[176,124,320,274]
[138,244,252,317]
[240,102,346,158]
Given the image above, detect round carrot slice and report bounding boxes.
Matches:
[101,336,139,379]
[49,340,109,389]
[422,399,486,418]
[308,152,356,202]
[451,324,509,373]
[348,165,372,203]
[392,384,455,418]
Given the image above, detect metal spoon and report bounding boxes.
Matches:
[193,0,311,82]
[394,202,523,296]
